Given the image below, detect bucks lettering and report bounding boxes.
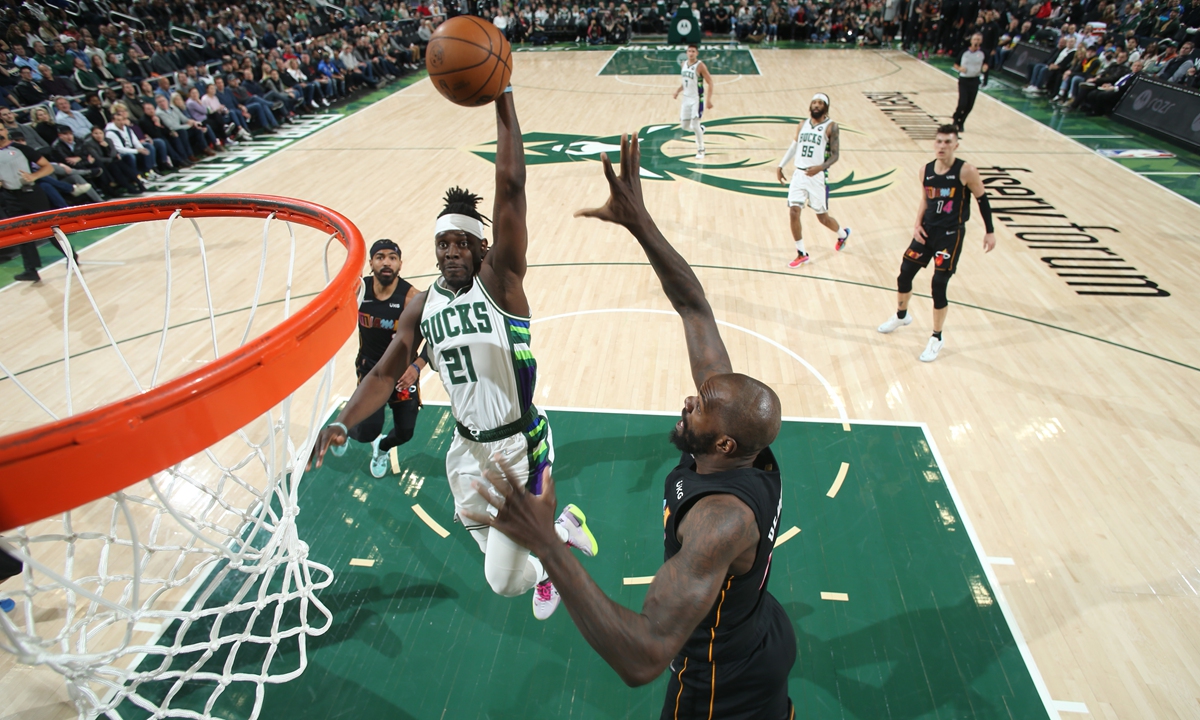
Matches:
[420,301,494,343]
[420,280,539,432]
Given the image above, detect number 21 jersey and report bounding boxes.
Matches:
[419,278,537,433]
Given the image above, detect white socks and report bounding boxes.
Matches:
[695,123,705,152]
[795,239,806,254]
[838,228,848,239]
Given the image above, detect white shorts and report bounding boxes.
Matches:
[787,169,828,213]
[680,97,703,122]
[446,411,554,597]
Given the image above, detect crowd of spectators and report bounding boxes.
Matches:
[0,0,435,211]
[905,0,1200,116]
[1,0,1198,276]
[473,0,1200,117]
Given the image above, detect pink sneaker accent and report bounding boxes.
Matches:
[533,579,561,620]
[836,228,850,251]
[787,253,810,268]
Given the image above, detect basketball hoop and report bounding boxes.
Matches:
[0,195,365,719]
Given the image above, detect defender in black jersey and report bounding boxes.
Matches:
[329,239,427,477]
[464,135,795,719]
[877,125,997,362]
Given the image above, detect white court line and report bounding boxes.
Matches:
[614,73,744,88]
[1139,171,1200,176]
[1066,134,1132,138]
[419,398,918,429]
[922,424,1068,720]
[1053,700,1090,714]
[529,308,850,425]
[987,556,1016,565]
[595,49,620,76]
[747,48,763,75]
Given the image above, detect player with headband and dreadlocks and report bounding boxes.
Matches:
[312,89,597,620]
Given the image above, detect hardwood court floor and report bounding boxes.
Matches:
[3,48,1200,719]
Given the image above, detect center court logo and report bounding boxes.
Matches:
[469,116,896,199]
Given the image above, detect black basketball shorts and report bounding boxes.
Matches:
[903,225,965,275]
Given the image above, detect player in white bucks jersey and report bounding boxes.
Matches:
[672,44,714,160]
[313,89,598,621]
[776,93,851,267]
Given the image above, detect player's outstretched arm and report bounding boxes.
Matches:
[962,163,996,252]
[480,89,531,317]
[310,292,428,468]
[576,133,732,388]
[463,461,758,687]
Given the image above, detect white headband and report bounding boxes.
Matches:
[435,213,485,240]
[812,93,830,105]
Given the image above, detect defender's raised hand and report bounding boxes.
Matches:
[574,133,649,229]
[460,457,560,557]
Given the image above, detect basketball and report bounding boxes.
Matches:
[426,16,513,107]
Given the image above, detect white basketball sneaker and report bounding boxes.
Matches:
[877,313,913,333]
[533,579,561,620]
[369,436,388,478]
[329,437,348,457]
[557,504,598,557]
[920,335,944,362]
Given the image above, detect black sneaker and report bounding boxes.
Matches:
[14,270,41,282]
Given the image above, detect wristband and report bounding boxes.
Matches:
[504,85,513,93]
[411,362,421,374]
[329,421,349,436]
[976,193,995,234]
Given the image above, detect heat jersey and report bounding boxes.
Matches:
[921,158,970,230]
[663,447,787,660]
[681,59,703,100]
[794,117,831,170]
[418,278,536,433]
[357,276,414,363]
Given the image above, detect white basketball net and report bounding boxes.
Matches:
[0,208,352,719]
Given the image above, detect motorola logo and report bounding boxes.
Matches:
[1132,90,1152,110]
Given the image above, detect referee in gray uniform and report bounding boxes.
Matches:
[952,33,987,133]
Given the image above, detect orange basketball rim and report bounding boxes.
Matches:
[0,195,365,530]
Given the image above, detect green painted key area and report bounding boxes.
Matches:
[119,406,1049,720]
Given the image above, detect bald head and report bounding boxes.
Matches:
[709,374,782,458]
[672,373,782,461]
